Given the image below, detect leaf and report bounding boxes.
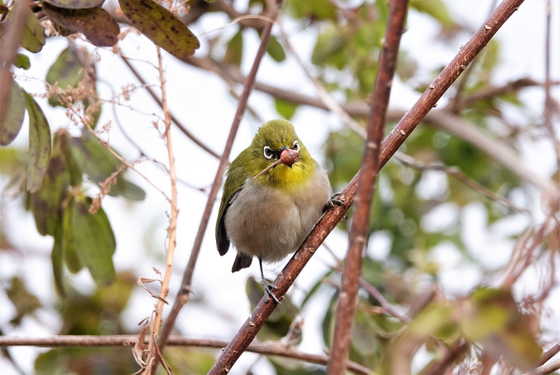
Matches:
[266,35,286,62]
[46,47,85,106]
[6,276,41,326]
[43,3,120,47]
[46,47,85,90]
[224,30,243,66]
[29,130,72,235]
[410,0,455,30]
[274,98,297,120]
[43,0,105,10]
[461,288,542,370]
[62,200,83,273]
[14,53,31,69]
[0,80,26,145]
[69,132,145,200]
[24,92,52,193]
[65,196,117,286]
[118,0,200,60]
[52,225,66,296]
[21,13,45,53]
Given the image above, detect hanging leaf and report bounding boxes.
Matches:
[14,53,31,69]
[62,199,83,273]
[69,133,145,200]
[21,13,46,53]
[24,92,52,193]
[6,277,41,326]
[0,80,26,145]
[43,3,120,47]
[29,130,72,235]
[223,30,243,66]
[52,225,66,296]
[118,0,200,60]
[46,47,85,106]
[43,0,105,10]
[274,98,297,120]
[64,196,116,286]
[266,35,286,62]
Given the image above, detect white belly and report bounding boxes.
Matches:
[224,169,331,262]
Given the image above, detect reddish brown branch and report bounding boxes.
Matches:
[207,1,528,374]
[119,55,221,159]
[0,0,30,124]
[156,0,281,352]
[327,1,408,373]
[0,335,369,375]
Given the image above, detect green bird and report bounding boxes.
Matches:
[215,119,332,288]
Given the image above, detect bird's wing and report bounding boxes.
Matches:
[215,150,250,256]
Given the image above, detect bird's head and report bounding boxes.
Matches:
[247,119,316,190]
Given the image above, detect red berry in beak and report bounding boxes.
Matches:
[280,148,299,167]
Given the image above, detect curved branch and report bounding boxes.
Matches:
[0,335,369,375]
[207,1,529,373]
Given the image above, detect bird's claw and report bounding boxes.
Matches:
[265,283,281,304]
[323,193,345,212]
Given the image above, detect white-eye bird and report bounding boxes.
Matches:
[215,119,332,283]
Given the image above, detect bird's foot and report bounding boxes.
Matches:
[264,282,282,304]
[323,193,345,212]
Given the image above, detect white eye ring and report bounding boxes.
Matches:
[263,146,274,159]
[292,140,300,152]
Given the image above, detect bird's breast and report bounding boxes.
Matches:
[224,168,331,262]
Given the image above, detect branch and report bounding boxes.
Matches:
[327,1,408,373]
[0,0,30,124]
[207,1,529,373]
[0,335,369,375]
[157,0,281,351]
[119,55,221,159]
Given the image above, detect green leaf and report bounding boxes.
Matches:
[286,0,337,21]
[46,47,85,106]
[66,196,117,286]
[0,80,26,145]
[410,0,455,30]
[47,47,85,90]
[29,130,72,235]
[266,35,286,62]
[43,3,120,47]
[21,13,46,53]
[224,30,243,66]
[24,92,52,193]
[43,0,104,10]
[52,224,66,296]
[118,0,200,60]
[274,98,298,120]
[14,53,31,69]
[62,200,83,273]
[111,178,146,201]
[6,276,41,326]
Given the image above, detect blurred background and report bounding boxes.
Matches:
[1,0,559,374]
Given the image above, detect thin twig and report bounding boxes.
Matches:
[119,54,221,159]
[328,1,408,373]
[0,335,369,375]
[142,48,180,375]
[157,0,282,352]
[207,1,528,373]
[543,0,560,166]
[0,0,30,124]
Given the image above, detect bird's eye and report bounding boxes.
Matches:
[263,146,274,159]
[292,140,300,152]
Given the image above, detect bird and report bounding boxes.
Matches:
[215,119,333,298]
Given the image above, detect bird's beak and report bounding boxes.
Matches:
[280,148,299,167]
